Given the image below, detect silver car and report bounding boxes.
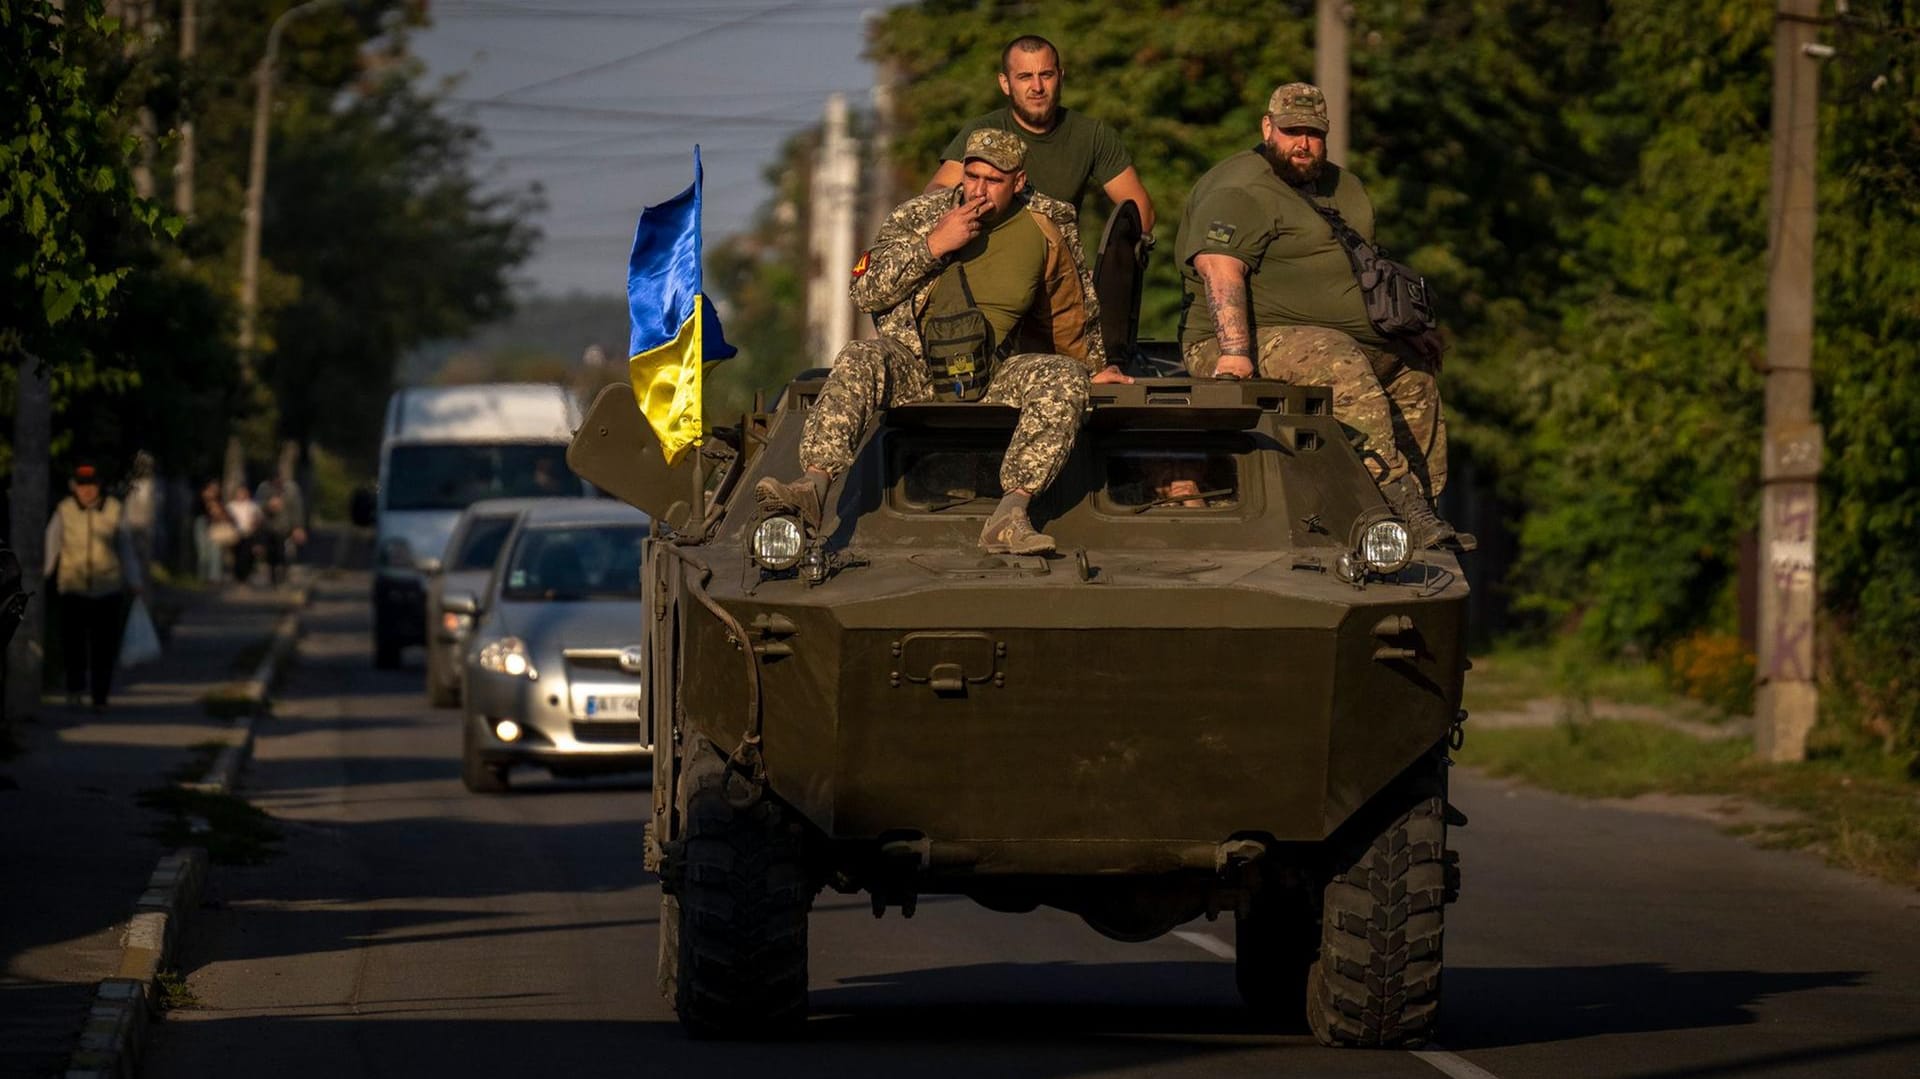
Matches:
[425,498,557,708]
[452,500,653,793]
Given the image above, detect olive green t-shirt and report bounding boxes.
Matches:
[919,205,1047,346]
[942,108,1132,213]
[1175,149,1382,348]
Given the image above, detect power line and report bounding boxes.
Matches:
[481,1,811,101]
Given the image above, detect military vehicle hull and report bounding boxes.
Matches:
[574,370,1468,1045]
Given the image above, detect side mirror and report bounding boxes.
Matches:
[378,537,417,571]
[350,486,377,528]
[442,591,479,616]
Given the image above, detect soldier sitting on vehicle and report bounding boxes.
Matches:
[757,128,1131,555]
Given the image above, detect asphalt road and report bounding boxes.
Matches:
[147,575,1920,1079]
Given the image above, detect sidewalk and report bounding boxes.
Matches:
[0,579,303,1079]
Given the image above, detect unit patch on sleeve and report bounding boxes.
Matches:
[851,250,871,278]
[1205,221,1237,245]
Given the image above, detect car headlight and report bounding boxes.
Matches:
[751,515,805,571]
[476,636,537,679]
[441,610,473,637]
[1360,519,1412,574]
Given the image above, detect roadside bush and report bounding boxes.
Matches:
[1663,631,1755,718]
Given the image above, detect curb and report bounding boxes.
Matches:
[65,584,308,1079]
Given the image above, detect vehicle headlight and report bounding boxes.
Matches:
[751,515,805,571]
[1360,519,1412,574]
[477,636,537,679]
[441,611,473,636]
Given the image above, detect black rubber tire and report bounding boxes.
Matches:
[1307,753,1448,1048]
[426,647,458,708]
[461,722,509,794]
[1234,886,1319,1026]
[670,750,809,1039]
[373,624,401,670]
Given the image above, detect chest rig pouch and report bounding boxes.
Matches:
[922,263,998,402]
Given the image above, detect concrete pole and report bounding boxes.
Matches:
[174,0,196,219]
[858,58,901,341]
[1755,0,1824,762]
[808,93,858,364]
[1315,0,1352,166]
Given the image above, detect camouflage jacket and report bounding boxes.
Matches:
[847,186,1107,371]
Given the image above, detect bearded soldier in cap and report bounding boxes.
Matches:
[1176,82,1460,547]
[758,129,1132,555]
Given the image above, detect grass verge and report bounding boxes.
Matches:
[1464,642,1687,718]
[136,786,281,866]
[1460,720,1920,890]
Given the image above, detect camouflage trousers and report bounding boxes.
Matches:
[802,338,1089,494]
[1184,326,1448,496]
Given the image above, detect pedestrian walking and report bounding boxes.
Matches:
[192,477,236,583]
[42,462,143,711]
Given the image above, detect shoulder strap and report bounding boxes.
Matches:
[953,262,979,306]
[1282,179,1385,272]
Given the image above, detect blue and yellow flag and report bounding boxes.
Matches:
[626,147,735,465]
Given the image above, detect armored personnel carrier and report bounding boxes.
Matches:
[569,206,1469,1047]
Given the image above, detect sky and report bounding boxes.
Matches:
[409,0,909,299]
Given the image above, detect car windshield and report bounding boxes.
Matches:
[385,443,575,512]
[449,515,515,572]
[501,525,646,601]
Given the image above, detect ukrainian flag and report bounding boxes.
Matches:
[626,147,736,465]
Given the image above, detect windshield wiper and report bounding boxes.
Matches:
[1132,488,1235,514]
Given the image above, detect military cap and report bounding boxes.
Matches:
[1267,82,1329,133]
[963,128,1026,172]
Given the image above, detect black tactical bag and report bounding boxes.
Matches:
[1301,195,1438,339]
[922,264,998,402]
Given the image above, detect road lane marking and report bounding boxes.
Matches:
[1410,1048,1506,1079]
[1172,929,1237,959]
[1171,928,1508,1079]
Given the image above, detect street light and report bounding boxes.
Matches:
[236,0,347,364]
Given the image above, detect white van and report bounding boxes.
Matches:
[352,383,584,668]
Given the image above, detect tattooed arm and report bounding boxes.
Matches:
[1192,253,1254,379]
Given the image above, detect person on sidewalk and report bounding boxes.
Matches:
[254,473,307,586]
[226,483,264,585]
[192,477,236,583]
[42,462,144,712]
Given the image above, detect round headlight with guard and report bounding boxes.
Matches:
[752,515,805,571]
[1360,519,1412,574]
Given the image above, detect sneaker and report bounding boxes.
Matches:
[1382,475,1461,550]
[753,474,826,531]
[979,500,1056,555]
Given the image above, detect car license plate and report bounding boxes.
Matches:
[578,692,641,719]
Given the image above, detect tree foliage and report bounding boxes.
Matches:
[857,0,1920,755]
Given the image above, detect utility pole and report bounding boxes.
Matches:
[1315,0,1353,166]
[174,0,197,219]
[1756,0,1825,762]
[234,0,344,494]
[858,56,901,342]
[806,93,858,364]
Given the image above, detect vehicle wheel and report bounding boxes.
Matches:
[670,747,809,1039]
[374,624,401,670]
[1307,753,1448,1048]
[461,722,509,794]
[1235,885,1318,1026]
[427,648,458,707]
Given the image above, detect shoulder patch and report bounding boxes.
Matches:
[1205,221,1237,245]
[851,250,870,278]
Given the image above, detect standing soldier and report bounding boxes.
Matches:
[1176,82,1460,546]
[924,35,1156,232]
[43,463,143,711]
[760,129,1131,555]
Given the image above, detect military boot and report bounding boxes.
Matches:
[979,494,1056,555]
[754,471,827,532]
[1382,474,1467,550]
